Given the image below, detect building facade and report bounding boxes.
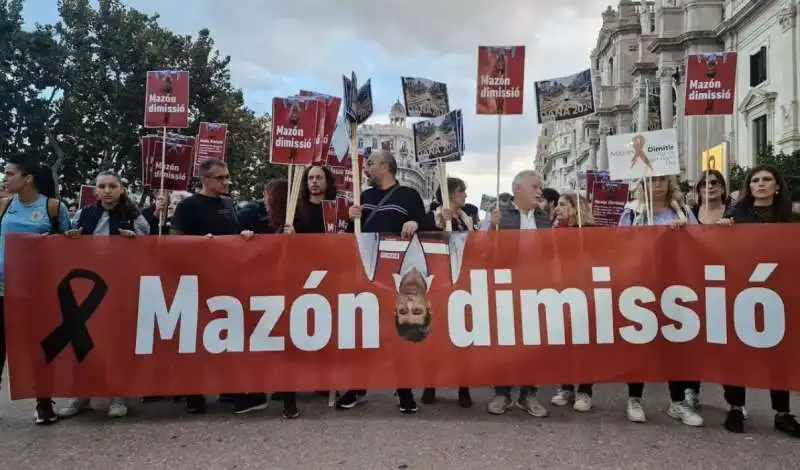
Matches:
[540,117,595,191]
[356,100,436,201]
[589,0,799,183]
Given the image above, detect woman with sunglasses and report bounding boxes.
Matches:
[692,170,728,224]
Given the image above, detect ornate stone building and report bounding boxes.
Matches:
[356,100,436,200]
[539,117,594,191]
[590,0,799,182]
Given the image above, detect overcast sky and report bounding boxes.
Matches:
[24,0,609,204]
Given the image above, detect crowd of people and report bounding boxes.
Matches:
[0,151,798,439]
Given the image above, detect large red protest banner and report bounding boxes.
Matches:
[684,52,737,116]
[5,226,799,399]
[144,70,190,128]
[476,46,525,115]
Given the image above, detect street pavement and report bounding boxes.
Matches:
[0,385,798,469]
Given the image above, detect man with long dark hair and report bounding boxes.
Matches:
[290,164,337,234]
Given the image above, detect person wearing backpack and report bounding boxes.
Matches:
[56,170,150,419]
[0,156,72,425]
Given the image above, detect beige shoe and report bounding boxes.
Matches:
[107,398,128,418]
[515,395,548,417]
[57,398,90,418]
[487,394,513,415]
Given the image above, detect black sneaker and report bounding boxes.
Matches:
[141,396,165,404]
[232,394,268,415]
[421,388,436,405]
[283,397,299,419]
[724,408,745,433]
[185,395,207,414]
[336,390,366,410]
[775,413,800,438]
[34,400,57,425]
[219,393,235,404]
[458,387,473,408]
[398,391,418,414]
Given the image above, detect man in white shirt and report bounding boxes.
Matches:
[479,169,550,419]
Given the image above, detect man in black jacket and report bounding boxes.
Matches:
[341,149,430,414]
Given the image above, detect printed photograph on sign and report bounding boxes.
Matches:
[684,52,737,116]
[270,96,319,165]
[412,109,462,165]
[534,69,595,123]
[342,72,373,124]
[607,128,680,180]
[480,194,497,212]
[356,231,469,343]
[144,70,190,128]
[702,142,727,172]
[401,77,450,118]
[476,46,525,115]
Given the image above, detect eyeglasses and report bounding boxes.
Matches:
[700,179,720,187]
[206,174,230,182]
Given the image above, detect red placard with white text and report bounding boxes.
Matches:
[684,52,737,116]
[299,90,342,162]
[78,185,98,209]
[193,122,228,176]
[476,46,525,115]
[270,97,319,165]
[144,70,190,128]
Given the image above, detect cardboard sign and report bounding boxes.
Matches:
[413,109,464,166]
[342,72,373,124]
[534,69,595,123]
[193,122,228,176]
[144,70,190,128]
[607,129,681,180]
[401,77,450,118]
[299,90,342,162]
[591,181,629,227]
[684,52,737,116]
[321,200,337,233]
[476,46,525,115]
[141,134,194,191]
[270,97,319,165]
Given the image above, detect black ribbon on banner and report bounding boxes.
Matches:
[40,269,108,364]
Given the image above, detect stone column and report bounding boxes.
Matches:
[598,128,609,169]
[659,66,675,129]
[637,79,648,132]
[589,142,598,169]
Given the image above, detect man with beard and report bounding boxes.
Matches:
[340,149,429,414]
[288,164,337,234]
[170,157,268,415]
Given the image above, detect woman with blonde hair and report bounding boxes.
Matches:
[550,192,595,412]
[618,175,702,427]
[552,192,594,228]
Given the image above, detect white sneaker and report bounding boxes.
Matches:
[57,398,90,418]
[573,392,592,412]
[515,395,548,417]
[684,388,700,409]
[626,398,647,423]
[668,401,703,427]
[551,389,573,407]
[107,398,128,418]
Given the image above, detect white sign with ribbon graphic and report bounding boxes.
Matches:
[607,128,681,181]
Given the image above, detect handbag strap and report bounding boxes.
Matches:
[363,184,401,230]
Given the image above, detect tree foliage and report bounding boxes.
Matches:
[729,145,800,201]
[1,0,283,201]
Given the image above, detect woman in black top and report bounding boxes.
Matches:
[718,165,800,438]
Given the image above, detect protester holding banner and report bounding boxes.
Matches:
[58,171,150,419]
[717,165,800,437]
[288,164,337,234]
[0,156,71,425]
[617,175,702,427]
[421,176,473,409]
[551,193,594,229]
[170,158,268,415]
[480,170,549,418]
[692,170,729,224]
[427,177,472,233]
[142,190,169,235]
[342,149,429,413]
[237,183,273,234]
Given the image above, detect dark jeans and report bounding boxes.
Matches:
[628,382,698,401]
[494,386,537,398]
[560,384,593,396]
[724,385,790,413]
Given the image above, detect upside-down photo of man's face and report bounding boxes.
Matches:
[394,268,431,343]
